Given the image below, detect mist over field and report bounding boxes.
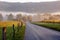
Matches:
[0,1,60,21]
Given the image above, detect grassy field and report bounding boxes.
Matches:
[0,21,20,27]
[33,22,60,31]
[0,21,26,40]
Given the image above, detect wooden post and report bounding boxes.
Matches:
[2,27,6,40]
[17,23,20,31]
[12,24,15,40]
[21,21,23,27]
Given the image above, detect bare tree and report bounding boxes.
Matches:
[0,13,3,21]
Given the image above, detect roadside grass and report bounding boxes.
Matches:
[0,21,26,40]
[0,27,2,40]
[0,26,25,40]
[15,25,25,40]
[33,22,60,31]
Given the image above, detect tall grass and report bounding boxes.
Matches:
[0,21,26,40]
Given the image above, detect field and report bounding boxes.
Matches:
[0,21,20,27]
[33,22,60,31]
[0,21,25,40]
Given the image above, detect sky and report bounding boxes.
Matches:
[0,0,58,3]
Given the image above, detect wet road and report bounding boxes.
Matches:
[24,22,60,40]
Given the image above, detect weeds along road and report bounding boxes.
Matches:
[24,22,60,40]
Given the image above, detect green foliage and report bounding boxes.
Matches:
[33,22,60,31]
[0,27,2,40]
[0,26,25,40]
[15,26,25,40]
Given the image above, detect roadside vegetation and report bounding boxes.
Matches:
[0,21,26,40]
[32,20,60,31]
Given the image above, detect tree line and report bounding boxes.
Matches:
[0,13,32,22]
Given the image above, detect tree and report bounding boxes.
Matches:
[22,15,27,22]
[16,14,22,21]
[0,13,3,21]
[27,15,32,22]
[7,13,14,21]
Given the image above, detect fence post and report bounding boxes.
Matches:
[21,21,23,27]
[17,23,20,31]
[12,24,15,40]
[2,27,6,40]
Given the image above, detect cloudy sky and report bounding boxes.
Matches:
[0,0,58,3]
